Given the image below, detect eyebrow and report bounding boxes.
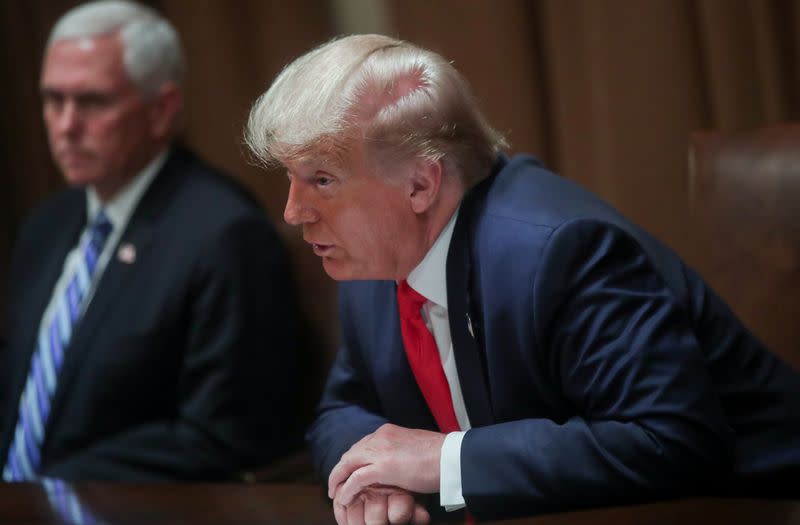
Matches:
[40,85,116,97]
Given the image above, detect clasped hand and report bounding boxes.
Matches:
[328,424,446,525]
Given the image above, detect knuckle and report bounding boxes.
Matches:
[350,468,368,488]
[377,423,395,435]
[387,500,413,524]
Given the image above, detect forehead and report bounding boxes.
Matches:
[41,34,130,91]
[282,138,361,175]
[293,136,403,169]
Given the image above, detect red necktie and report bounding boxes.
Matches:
[397,280,460,433]
[397,281,476,523]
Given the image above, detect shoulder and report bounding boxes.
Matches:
[464,154,679,253]
[459,155,622,278]
[15,187,84,244]
[461,155,691,294]
[152,146,279,241]
[162,146,263,216]
[469,154,623,231]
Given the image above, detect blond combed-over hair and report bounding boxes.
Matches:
[245,34,507,187]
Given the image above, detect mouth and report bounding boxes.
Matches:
[58,150,92,166]
[311,243,333,256]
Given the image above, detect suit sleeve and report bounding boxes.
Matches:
[44,215,305,481]
[305,286,389,481]
[460,219,735,519]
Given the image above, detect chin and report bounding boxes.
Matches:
[322,259,368,281]
[322,260,350,281]
[61,169,99,188]
[322,259,391,281]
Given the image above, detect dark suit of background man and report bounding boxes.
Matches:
[0,0,305,481]
[245,34,800,525]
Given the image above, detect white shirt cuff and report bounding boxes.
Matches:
[439,430,467,510]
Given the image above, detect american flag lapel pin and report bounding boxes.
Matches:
[117,243,137,264]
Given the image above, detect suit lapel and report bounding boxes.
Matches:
[446,190,494,428]
[1,194,86,449]
[14,197,85,372]
[50,221,155,413]
[45,150,185,436]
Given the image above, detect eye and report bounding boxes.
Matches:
[82,94,110,106]
[314,172,335,188]
[75,92,115,113]
[41,90,65,112]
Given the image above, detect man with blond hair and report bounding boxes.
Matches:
[0,0,304,481]
[247,35,800,523]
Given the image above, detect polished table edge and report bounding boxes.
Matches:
[0,481,797,524]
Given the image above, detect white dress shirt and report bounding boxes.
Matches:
[36,150,167,337]
[405,208,469,510]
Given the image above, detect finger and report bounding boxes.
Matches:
[329,433,378,498]
[329,455,368,499]
[336,464,383,506]
[333,501,348,525]
[331,481,345,504]
[386,492,414,524]
[346,499,366,525]
[412,504,430,525]
[363,493,388,525]
[358,485,401,497]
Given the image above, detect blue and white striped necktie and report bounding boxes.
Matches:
[3,211,113,481]
[42,477,105,524]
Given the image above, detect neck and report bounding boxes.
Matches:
[398,185,463,280]
[94,143,166,202]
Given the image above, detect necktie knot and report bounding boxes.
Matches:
[396,280,428,320]
[88,211,113,251]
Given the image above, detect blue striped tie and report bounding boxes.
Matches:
[3,211,113,481]
[43,477,105,524]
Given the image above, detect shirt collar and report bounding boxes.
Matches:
[406,207,460,309]
[86,148,169,229]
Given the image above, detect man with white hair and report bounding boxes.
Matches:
[246,34,800,523]
[0,0,304,481]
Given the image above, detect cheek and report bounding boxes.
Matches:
[333,207,370,252]
[43,114,65,144]
[96,106,149,144]
[327,206,377,260]
[95,116,126,138]
[91,118,136,154]
[44,121,59,145]
[352,204,406,256]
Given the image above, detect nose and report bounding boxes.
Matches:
[283,179,318,226]
[55,100,82,136]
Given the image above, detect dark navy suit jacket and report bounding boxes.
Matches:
[0,146,305,480]
[307,155,800,520]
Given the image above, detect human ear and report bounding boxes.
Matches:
[148,82,183,140]
[409,159,443,214]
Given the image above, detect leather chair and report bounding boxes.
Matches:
[688,124,800,371]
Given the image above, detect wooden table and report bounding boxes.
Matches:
[0,480,797,524]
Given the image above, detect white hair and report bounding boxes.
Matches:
[47,0,184,96]
[245,34,507,187]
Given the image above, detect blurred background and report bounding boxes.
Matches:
[2,0,799,379]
